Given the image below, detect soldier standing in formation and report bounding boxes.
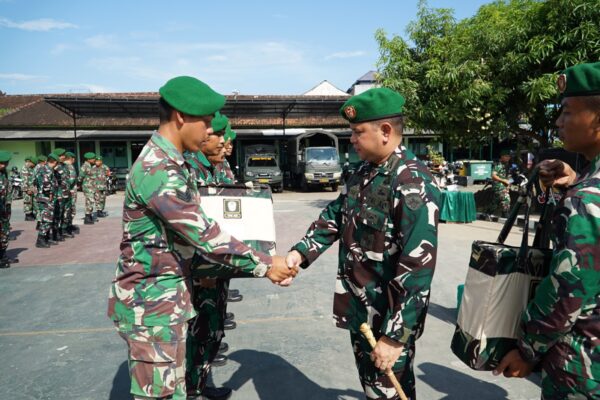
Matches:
[63,151,79,235]
[107,76,296,400]
[495,62,600,399]
[0,151,13,268]
[94,155,110,218]
[33,155,47,230]
[286,88,441,400]
[35,153,58,248]
[21,155,36,221]
[79,152,97,224]
[51,148,69,242]
[490,149,512,217]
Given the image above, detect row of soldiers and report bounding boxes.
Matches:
[0,149,112,267]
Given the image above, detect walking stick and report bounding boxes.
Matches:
[360,323,408,400]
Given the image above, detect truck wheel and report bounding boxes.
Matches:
[331,183,339,192]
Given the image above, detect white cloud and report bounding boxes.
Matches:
[51,83,116,93]
[0,73,45,81]
[0,17,77,31]
[50,43,72,55]
[84,34,120,50]
[325,51,366,60]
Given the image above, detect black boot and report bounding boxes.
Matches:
[36,221,40,230]
[70,225,80,234]
[218,342,229,354]
[98,210,107,218]
[201,386,232,400]
[25,213,35,221]
[53,229,65,242]
[46,233,58,245]
[211,353,228,367]
[0,250,9,268]
[92,212,98,222]
[36,235,50,248]
[63,227,74,238]
[84,214,94,225]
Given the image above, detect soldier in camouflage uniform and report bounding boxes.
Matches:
[184,112,236,399]
[490,150,512,217]
[21,155,36,221]
[107,76,296,400]
[287,88,441,400]
[218,128,237,182]
[78,152,96,224]
[33,155,47,229]
[94,156,110,218]
[494,62,600,399]
[0,151,13,268]
[35,154,58,248]
[51,148,70,242]
[62,151,79,235]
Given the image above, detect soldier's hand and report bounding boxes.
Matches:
[266,255,298,284]
[371,335,404,372]
[538,159,576,189]
[493,349,534,378]
[286,250,304,269]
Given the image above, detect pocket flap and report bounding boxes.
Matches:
[129,340,177,363]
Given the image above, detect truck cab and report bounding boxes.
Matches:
[242,145,283,192]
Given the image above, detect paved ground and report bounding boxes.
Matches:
[0,190,542,400]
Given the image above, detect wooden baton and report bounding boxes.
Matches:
[359,323,408,400]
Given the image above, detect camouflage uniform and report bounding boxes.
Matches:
[94,164,110,212]
[491,162,511,215]
[107,133,272,399]
[518,154,600,399]
[62,163,78,231]
[20,163,35,216]
[215,159,236,182]
[52,163,70,237]
[0,170,10,254]
[78,161,95,215]
[35,164,56,237]
[292,146,441,400]
[33,162,43,223]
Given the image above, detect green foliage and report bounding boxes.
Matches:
[427,145,445,165]
[376,0,600,147]
[0,108,9,117]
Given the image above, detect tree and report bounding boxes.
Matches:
[376,0,600,149]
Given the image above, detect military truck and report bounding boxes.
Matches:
[242,144,283,192]
[287,131,342,191]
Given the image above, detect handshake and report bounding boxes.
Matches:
[265,250,305,286]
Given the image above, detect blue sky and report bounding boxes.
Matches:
[0,0,490,95]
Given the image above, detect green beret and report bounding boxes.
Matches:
[24,155,34,162]
[224,125,237,142]
[53,148,66,156]
[83,152,96,159]
[340,87,405,123]
[211,112,229,132]
[29,156,37,164]
[37,155,47,162]
[48,153,59,161]
[159,76,226,117]
[96,155,103,161]
[65,151,75,158]
[558,62,600,97]
[0,150,11,163]
[500,149,511,157]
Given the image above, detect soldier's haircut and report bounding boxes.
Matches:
[371,116,404,135]
[158,97,174,123]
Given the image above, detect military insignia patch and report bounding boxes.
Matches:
[404,193,424,210]
[223,198,242,219]
[344,106,357,120]
[557,74,567,93]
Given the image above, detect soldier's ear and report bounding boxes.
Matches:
[379,122,393,144]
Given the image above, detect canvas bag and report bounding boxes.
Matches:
[451,172,554,370]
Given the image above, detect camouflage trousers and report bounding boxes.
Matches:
[36,196,54,236]
[350,331,416,400]
[491,185,510,215]
[95,189,106,211]
[116,323,188,400]
[0,206,9,251]
[61,196,74,229]
[53,199,65,232]
[540,363,600,399]
[83,187,95,214]
[185,278,229,396]
[70,189,77,219]
[23,191,33,214]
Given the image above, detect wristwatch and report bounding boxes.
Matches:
[253,262,272,278]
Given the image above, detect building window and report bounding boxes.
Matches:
[99,141,128,169]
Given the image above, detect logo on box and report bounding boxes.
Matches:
[223,199,242,219]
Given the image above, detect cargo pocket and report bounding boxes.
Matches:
[356,207,387,259]
[128,339,182,398]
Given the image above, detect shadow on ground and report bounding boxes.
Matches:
[109,361,132,400]
[223,349,364,400]
[418,362,509,400]
[427,303,458,325]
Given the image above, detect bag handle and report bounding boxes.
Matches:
[497,168,539,244]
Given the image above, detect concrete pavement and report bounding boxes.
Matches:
[0,190,541,399]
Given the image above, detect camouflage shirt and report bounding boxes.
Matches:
[35,164,56,198]
[215,159,236,183]
[0,172,8,211]
[518,154,600,380]
[292,146,441,344]
[492,162,509,191]
[78,161,95,191]
[95,164,110,190]
[107,132,272,327]
[186,151,215,186]
[20,165,34,191]
[65,163,78,191]
[54,163,70,199]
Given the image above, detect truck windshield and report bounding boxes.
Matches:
[306,148,339,162]
[248,157,277,167]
